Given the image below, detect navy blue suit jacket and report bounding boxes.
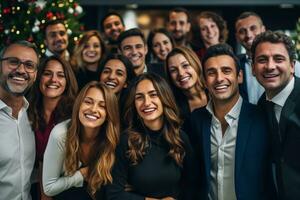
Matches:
[188,100,275,200]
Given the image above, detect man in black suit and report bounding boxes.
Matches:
[235,12,266,104]
[252,30,300,200]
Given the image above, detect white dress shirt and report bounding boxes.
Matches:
[206,96,243,200]
[244,56,265,104]
[267,77,295,122]
[43,120,84,196]
[0,98,35,200]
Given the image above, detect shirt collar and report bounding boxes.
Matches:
[0,97,29,110]
[206,96,243,121]
[45,49,70,61]
[268,77,294,107]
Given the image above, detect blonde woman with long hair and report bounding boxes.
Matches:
[43,81,119,199]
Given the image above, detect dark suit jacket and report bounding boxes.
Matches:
[238,54,250,102]
[258,77,300,200]
[188,100,275,200]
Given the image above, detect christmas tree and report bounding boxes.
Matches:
[0,0,84,55]
[296,17,300,60]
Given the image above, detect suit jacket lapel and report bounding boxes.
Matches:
[279,77,300,141]
[235,102,252,178]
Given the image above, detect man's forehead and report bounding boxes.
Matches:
[104,15,122,24]
[169,12,188,21]
[46,23,66,33]
[4,44,38,60]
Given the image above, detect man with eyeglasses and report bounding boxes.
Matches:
[0,40,39,200]
[44,19,70,61]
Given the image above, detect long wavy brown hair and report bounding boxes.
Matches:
[70,30,106,72]
[123,73,185,166]
[64,81,120,195]
[165,46,206,95]
[28,55,78,131]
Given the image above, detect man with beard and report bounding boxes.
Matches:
[101,11,125,54]
[167,7,191,48]
[188,44,275,200]
[44,19,70,61]
[0,41,39,200]
[235,12,300,105]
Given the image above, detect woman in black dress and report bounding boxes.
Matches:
[106,73,196,200]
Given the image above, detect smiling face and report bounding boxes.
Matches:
[120,36,148,75]
[204,55,242,104]
[100,59,127,94]
[135,79,163,130]
[45,23,68,55]
[168,11,191,42]
[103,15,125,43]
[167,53,198,92]
[82,36,102,64]
[152,33,173,61]
[252,42,294,99]
[79,87,107,130]
[39,60,66,100]
[0,44,38,96]
[198,17,220,48]
[235,15,265,52]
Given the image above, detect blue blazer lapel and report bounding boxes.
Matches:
[235,102,252,178]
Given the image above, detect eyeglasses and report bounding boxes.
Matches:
[0,57,38,73]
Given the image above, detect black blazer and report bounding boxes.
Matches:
[188,100,275,200]
[259,77,300,200]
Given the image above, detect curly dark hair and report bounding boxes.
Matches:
[251,30,296,62]
[197,11,228,44]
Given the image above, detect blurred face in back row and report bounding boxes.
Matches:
[103,15,125,43]
[45,23,69,56]
[235,15,265,52]
[168,11,191,42]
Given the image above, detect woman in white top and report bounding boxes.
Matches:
[43,81,119,200]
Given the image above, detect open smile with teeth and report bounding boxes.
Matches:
[84,113,99,120]
[214,85,229,92]
[179,76,190,83]
[105,81,117,88]
[47,84,59,89]
[86,52,97,57]
[263,73,279,79]
[142,108,156,114]
[130,55,141,62]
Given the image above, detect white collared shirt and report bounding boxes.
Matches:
[45,49,70,61]
[206,96,243,200]
[0,98,35,200]
[244,56,265,104]
[267,77,295,122]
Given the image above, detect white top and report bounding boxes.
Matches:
[0,98,35,200]
[42,120,84,196]
[267,77,295,122]
[206,96,243,200]
[244,56,264,104]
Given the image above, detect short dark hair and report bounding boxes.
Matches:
[100,11,125,32]
[202,43,240,77]
[0,40,40,65]
[44,19,66,35]
[235,11,263,26]
[117,28,146,49]
[168,7,190,22]
[251,30,296,62]
[197,11,228,43]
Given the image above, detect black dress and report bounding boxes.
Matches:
[76,68,99,90]
[106,128,197,200]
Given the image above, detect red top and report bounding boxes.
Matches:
[35,113,56,161]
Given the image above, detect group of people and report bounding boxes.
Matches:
[0,7,300,200]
